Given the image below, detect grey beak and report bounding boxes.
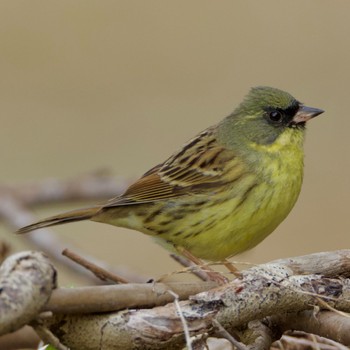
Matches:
[292,105,324,124]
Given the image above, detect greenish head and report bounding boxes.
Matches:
[218,86,324,147]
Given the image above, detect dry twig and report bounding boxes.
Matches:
[168,290,193,350]
[212,319,247,350]
[32,322,70,350]
[62,248,129,284]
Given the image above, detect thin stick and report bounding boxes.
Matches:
[32,323,69,350]
[168,290,192,350]
[212,319,248,350]
[316,297,350,318]
[62,248,129,284]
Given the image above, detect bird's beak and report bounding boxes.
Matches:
[291,105,324,125]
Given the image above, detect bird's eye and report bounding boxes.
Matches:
[268,110,283,122]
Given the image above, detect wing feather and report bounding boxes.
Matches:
[104,127,241,207]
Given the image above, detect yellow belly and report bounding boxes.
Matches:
[105,161,302,261]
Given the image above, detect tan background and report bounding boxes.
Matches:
[0,1,348,283]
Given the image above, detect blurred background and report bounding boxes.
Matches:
[0,1,348,284]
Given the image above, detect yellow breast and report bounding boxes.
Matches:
[162,128,305,260]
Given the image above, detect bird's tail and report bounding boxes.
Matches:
[16,207,100,234]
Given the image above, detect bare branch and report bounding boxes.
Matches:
[0,251,57,335]
[62,248,129,284]
[40,250,350,349]
[264,250,350,278]
[269,309,350,346]
[32,322,70,350]
[44,281,217,314]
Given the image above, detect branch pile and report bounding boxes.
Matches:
[0,250,349,349]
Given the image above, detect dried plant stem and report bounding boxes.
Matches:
[62,248,129,284]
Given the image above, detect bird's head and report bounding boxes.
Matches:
[220,86,324,147]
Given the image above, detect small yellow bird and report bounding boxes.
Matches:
[17,87,323,262]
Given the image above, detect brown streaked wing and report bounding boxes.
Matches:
[104,128,239,207]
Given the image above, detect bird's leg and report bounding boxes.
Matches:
[223,259,242,277]
[174,245,229,284]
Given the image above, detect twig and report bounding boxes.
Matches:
[311,334,322,350]
[168,290,193,350]
[32,323,69,350]
[269,309,350,346]
[316,296,350,318]
[62,248,129,284]
[212,319,247,350]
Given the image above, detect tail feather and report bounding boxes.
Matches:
[16,207,100,234]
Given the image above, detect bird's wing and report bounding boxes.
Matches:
[104,128,243,207]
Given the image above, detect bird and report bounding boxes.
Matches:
[17,86,323,264]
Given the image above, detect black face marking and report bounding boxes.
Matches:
[264,100,300,127]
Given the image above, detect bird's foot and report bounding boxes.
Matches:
[174,246,229,285]
[223,259,242,278]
